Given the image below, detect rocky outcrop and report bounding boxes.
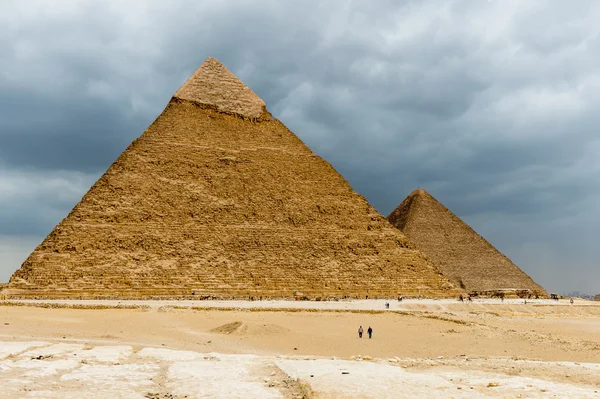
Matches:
[388,189,546,296]
[7,58,460,299]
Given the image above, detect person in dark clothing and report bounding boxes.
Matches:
[358,325,363,338]
[367,326,373,339]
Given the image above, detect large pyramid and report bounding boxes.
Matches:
[388,189,546,296]
[6,58,460,299]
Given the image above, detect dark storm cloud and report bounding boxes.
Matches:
[1,0,599,292]
[0,94,146,172]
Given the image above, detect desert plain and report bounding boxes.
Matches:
[1,298,600,398]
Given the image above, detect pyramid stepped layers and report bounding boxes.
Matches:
[7,58,460,299]
[388,189,546,296]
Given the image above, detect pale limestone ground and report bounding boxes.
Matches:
[278,358,600,398]
[1,341,600,399]
[0,342,287,399]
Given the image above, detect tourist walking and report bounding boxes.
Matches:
[367,326,373,339]
[358,325,363,338]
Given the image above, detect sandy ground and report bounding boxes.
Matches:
[1,299,599,398]
[6,297,600,310]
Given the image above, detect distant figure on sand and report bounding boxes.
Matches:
[570,298,574,305]
[398,295,403,302]
[367,326,373,339]
[385,302,390,309]
[459,294,464,302]
[358,326,363,338]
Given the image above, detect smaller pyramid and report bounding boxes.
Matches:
[388,189,547,296]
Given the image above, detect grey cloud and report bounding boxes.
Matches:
[0,169,96,236]
[1,94,145,172]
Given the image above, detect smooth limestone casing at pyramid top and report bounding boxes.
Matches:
[5,58,461,299]
[388,189,547,297]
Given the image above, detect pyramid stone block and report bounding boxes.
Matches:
[6,58,460,299]
[388,189,547,296]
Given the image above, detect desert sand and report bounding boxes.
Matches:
[1,299,600,398]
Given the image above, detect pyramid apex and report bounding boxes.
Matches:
[410,188,433,199]
[174,57,267,119]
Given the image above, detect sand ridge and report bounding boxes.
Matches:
[211,321,290,336]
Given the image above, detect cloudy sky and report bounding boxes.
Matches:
[1,0,599,294]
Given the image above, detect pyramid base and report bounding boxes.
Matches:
[468,289,548,299]
[3,286,461,300]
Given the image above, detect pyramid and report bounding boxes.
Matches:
[388,189,547,296]
[6,58,460,299]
